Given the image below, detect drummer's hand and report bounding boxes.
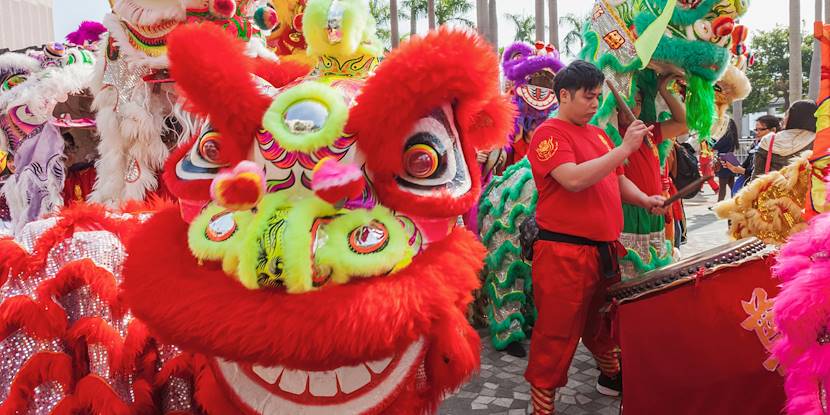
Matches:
[643,194,667,215]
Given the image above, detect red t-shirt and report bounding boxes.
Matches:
[508,136,530,167]
[528,118,624,242]
[620,123,664,196]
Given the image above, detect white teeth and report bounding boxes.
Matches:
[365,357,392,374]
[308,371,338,397]
[279,369,309,395]
[335,364,372,394]
[252,365,284,384]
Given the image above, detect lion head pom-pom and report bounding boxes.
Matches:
[210,161,266,211]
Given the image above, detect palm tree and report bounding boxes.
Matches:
[560,13,584,58]
[789,0,803,106]
[506,13,535,43]
[435,0,474,27]
[403,0,427,37]
[428,0,436,29]
[548,0,558,48]
[488,0,498,48]
[810,0,822,100]
[535,0,545,42]
[391,0,400,47]
[476,0,487,36]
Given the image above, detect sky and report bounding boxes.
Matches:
[53,0,821,52]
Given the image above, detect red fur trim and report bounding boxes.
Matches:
[26,205,139,274]
[36,259,120,314]
[349,28,512,217]
[0,240,29,286]
[67,318,125,371]
[422,311,480,411]
[157,354,195,386]
[121,320,151,373]
[168,23,271,166]
[123,207,485,370]
[191,355,247,415]
[252,57,311,89]
[0,352,74,414]
[0,296,66,340]
[66,318,151,375]
[68,375,155,415]
[163,137,213,202]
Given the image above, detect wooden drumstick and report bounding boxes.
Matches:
[606,79,654,149]
[662,175,713,207]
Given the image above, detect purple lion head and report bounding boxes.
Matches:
[65,21,107,47]
[502,42,563,140]
[502,42,564,86]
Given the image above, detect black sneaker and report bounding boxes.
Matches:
[596,372,622,397]
[504,341,527,358]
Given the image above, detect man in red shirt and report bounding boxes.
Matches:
[524,61,665,414]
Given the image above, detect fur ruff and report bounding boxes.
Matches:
[122,206,483,372]
[349,28,514,218]
[712,65,751,138]
[0,46,95,119]
[714,154,810,244]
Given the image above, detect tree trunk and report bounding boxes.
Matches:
[476,0,489,37]
[790,0,803,106]
[489,0,498,49]
[391,0,400,48]
[733,101,744,139]
[535,0,545,42]
[548,0,558,49]
[428,0,435,29]
[410,4,417,37]
[811,0,822,100]
[826,0,830,21]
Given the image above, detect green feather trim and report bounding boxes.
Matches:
[478,159,538,246]
[685,74,716,138]
[621,240,674,273]
[262,81,349,153]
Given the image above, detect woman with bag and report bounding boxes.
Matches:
[724,115,781,195]
[750,101,817,181]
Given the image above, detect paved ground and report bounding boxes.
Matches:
[439,190,730,414]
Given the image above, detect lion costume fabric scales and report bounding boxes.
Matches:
[0,0,514,413]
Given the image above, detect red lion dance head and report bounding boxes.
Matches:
[117,0,513,412]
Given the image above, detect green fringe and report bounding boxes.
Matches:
[646,0,722,27]
[686,74,716,138]
[478,161,538,248]
[622,204,665,234]
[621,240,674,273]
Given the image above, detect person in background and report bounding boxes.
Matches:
[751,101,817,181]
[723,115,781,193]
[713,120,740,202]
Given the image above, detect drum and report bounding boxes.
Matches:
[608,238,785,415]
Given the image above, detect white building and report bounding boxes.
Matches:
[0,0,54,50]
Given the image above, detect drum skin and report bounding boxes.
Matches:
[612,243,785,414]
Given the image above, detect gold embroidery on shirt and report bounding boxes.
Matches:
[536,137,558,162]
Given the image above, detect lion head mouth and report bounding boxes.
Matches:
[211,338,425,414]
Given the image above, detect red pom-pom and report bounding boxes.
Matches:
[210,0,237,19]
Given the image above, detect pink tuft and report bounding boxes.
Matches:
[773,211,830,413]
[311,158,365,204]
[65,21,107,45]
[209,161,265,210]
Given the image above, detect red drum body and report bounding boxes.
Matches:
[608,238,785,415]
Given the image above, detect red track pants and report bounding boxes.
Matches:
[524,240,620,391]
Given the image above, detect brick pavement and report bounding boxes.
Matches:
[439,191,729,414]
